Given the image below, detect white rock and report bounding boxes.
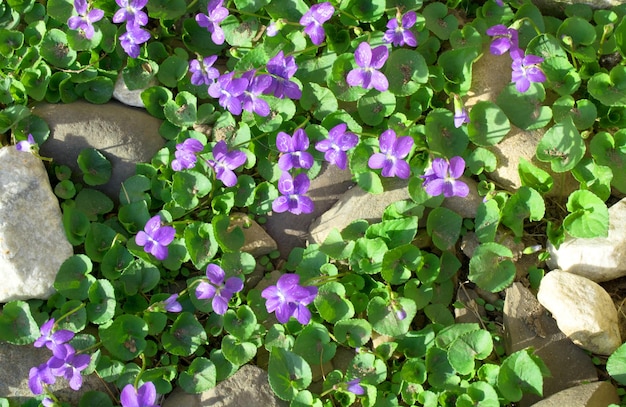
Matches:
[112,73,154,108]
[537,270,621,355]
[0,147,73,302]
[546,197,626,282]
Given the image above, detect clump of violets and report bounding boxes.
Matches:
[384,10,418,47]
[171,138,204,171]
[206,140,247,187]
[261,273,318,324]
[346,42,390,92]
[195,264,244,315]
[196,0,229,45]
[113,0,150,58]
[510,50,547,93]
[368,129,414,179]
[240,69,272,116]
[120,382,160,407]
[272,172,314,215]
[300,2,335,45]
[135,215,176,261]
[209,72,249,115]
[264,51,302,100]
[189,55,220,86]
[277,129,314,171]
[421,156,470,198]
[67,0,104,40]
[315,123,359,170]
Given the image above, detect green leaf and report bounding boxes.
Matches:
[327,53,368,102]
[320,228,355,260]
[40,28,76,68]
[347,0,385,22]
[475,200,500,243]
[162,312,207,356]
[497,349,544,402]
[426,347,460,388]
[213,213,245,252]
[300,82,338,121]
[501,186,545,237]
[163,91,197,127]
[367,296,416,336]
[0,29,23,58]
[141,86,172,119]
[468,101,510,146]
[21,62,51,101]
[563,190,609,238]
[467,147,497,175]
[588,66,626,107]
[77,148,112,186]
[381,244,423,285]
[357,90,396,126]
[571,158,613,201]
[119,258,161,295]
[293,323,336,365]
[178,357,217,394]
[222,335,257,365]
[101,243,133,280]
[333,319,372,348]
[62,201,90,245]
[438,47,478,94]
[99,315,148,361]
[78,391,113,407]
[86,279,116,325]
[385,48,428,96]
[427,207,463,251]
[468,243,516,292]
[496,83,552,131]
[223,305,257,341]
[552,96,597,130]
[0,300,39,344]
[171,170,212,210]
[425,108,469,157]
[234,0,270,12]
[536,117,585,173]
[222,15,259,47]
[76,189,114,221]
[607,342,626,385]
[423,2,458,40]
[268,347,312,401]
[590,130,626,193]
[54,254,96,300]
[447,330,494,375]
[184,222,219,269]
[314,282,355,324]
[346,353,387,384]
[146,0,186,20]
[518,158,553,194]
[75,77,113,104]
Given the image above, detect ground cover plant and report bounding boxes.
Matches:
[3,0,626,405]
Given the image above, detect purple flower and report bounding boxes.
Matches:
[383,11,418,47]
[207,140,247,187]
[346,42,389,92]
[314,123,358,170]
[485,25,519,56]
[453,94,470,128]
[164,294,182,312]
[261,273,318,324]
[266,19,285,37]
[171,138,204,171]
[346,378,365,395]
[511,52,546,93]
[495,0,504,6]
[421,156,469,198]
[67,0,104,40]
[113,0,148,27]
[47,344,91,391]
[120,382,160,407]
[195,264,244,315]
[135,215,176,260]
[276,129,314,171]
[29,363,55,395]
[15,134,37,153]
[189,55,220,86]
[368,129,414,178]
[272,173,314,215]
[209,72,249,115]
[300,2,335,45]
[240,70,272,116]
[34,319,75,357]
[196,0,229,45]
[264,51,302,99]
[119,25,151,58]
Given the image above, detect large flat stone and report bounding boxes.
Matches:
[530,381,620,407]
[0,146,73,302]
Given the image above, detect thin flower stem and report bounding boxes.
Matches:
[287,43,326,56]
[134,354,148,388]
[512,17,542,36]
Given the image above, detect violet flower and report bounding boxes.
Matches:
[240,70,272,116]
[266,19,285,37]
[163,294,182,312]
[421,156,469,198]
[264,51,302,99]
[383,11,418,47]
[209,72,249,115]
[34,319,75,357]
[276,129,314,171]
[113,0,148,27]
[196,0,229,45]
[120,382,160,407]
[511,52,546,93]
[453,94,470,128]
[300,2,335,45]
[47,344,91,391]
[189,55,220,86]
[171,138,204,171]
[485,25,518,56]
[207,140,247,187]
[28,363,55,395]
[368,129,414,179]
[272,173,314,215]
[195,264,244,315]
[119,25,151,58]
[261,273,318,324]
[67,0,104,40]
[346,42,389,92]
[314,123,358,170]
[15,134,37,153]
[346,378,365,395]
[135,215,176,261]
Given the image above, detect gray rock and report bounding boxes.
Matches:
[454,287,487,325]
[33,101,164,201]
[546,197,626,282]
[530,381,620,407]
[112,73,155,108]
[531,0,626,17]
[230,213,278,257]
[537,270,621,355]
[162,365,287,407]
[0,342,112,405]
[503,283,598,407]
[0,146,73,302]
